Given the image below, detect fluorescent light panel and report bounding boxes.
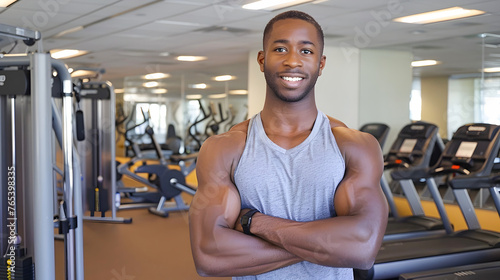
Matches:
[393,7,485,24]
[70,70,98,78]
[152,88,168,94]
[209,93,227,99]
[243,0,314,11]
[0,0,17,8]
[145,72,170,79]
[229,90,248,95]
[190,83,208,89]
[411,60,439,67]
[213,75,235,81]
[484,67,500,73]
[50,49,88,59]
[177,55,207,62]
[186,94,203,100]
[143,81,159,88]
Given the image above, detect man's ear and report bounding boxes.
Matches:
[257,50,265,72]
[318,55,326,76]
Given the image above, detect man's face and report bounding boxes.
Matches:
[258,18,326,103]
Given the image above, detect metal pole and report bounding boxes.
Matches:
[31,53,56,280]
[53,58,77,280]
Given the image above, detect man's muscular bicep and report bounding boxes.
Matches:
[191,136,243,228]
[332,129,385,217]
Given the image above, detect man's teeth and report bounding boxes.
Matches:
[282,76,303,82]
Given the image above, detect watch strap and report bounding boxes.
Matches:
[241,209,259,235]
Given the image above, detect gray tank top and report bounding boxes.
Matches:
[233,111,352,280]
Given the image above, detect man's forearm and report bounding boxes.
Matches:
[249,212,380,269]
[192,222,302,277]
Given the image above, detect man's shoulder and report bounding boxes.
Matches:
[200,120,249,157]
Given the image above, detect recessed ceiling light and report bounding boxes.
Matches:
[213,75,235,81]
[177,55,207,62]
[151,88,167,94]
[393,7,485,24]
[242,0,314,11]
[3,53,26,57]
[186,94,203,100]
[143,81,159,88]
[411,60,439,67]
[50,49,88,59]
[0,0,17,8]
[70,70,99,78]
[144,72,170,79]
[209,93,227,99]
[484,67,500,73]
[189,83,208,89]
[229,89,248,95]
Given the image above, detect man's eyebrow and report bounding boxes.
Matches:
[272,39,290,44]
[272,39,316,46]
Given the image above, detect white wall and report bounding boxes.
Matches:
[358,49,413,152]
[247,49,266,117]
[448,78,475,139]
[316,46,360,128]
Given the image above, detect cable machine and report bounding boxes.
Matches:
[76,80,131,223]
[0,23,84,280]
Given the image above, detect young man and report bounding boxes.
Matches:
[189,10,388,279]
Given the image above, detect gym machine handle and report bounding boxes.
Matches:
[430,165,471,176]
[384,159,410,169]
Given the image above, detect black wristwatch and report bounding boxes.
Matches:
[241,209,259,236]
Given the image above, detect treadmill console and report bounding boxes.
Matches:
[430,124,500,176]
[384,122,440,169]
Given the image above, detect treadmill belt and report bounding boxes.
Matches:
[386,221,427,234]
[378,236,489,263]
[400,261,500,279]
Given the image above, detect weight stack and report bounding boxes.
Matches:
[0,256,34,280]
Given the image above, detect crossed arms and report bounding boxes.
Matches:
[188,125,388,277]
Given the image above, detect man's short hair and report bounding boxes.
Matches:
[263,10,324,53]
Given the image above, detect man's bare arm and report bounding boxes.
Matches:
[235,128,388,269]
[189,129,302,277]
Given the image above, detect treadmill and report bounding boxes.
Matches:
[354,123,500,280]
[380,122,450,241]
[359,123,390,149]
[399,174,500,280]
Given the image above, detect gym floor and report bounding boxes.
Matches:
[54,194,228,280]
[53,162,227,280]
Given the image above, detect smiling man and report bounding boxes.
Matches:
[189,10,388,280]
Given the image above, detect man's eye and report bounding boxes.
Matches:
[302,49,313,54]
[275,47,287,52]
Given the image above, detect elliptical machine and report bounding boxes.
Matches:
[116,109,196,217]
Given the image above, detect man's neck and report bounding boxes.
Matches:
[260,98,318,135]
